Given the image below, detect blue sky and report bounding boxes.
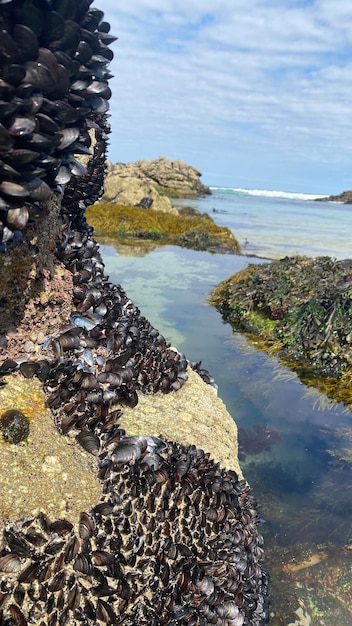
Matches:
[103,0,352,194]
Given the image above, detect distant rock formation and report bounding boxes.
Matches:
[102,157,211,214]
[316,190,352,203]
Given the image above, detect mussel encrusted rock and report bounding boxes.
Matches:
[0,1,268,624]
[0,433,268,625]
[0,0,116,250]
[0,408,29,443]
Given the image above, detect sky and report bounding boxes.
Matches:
[103,0,352,194]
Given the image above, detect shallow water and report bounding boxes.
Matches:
[97,194,352,623]
[175,191,352,260]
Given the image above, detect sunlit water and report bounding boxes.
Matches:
[175,188,352,260]
[96,189,352,624]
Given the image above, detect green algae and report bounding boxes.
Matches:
[86,202,241,254]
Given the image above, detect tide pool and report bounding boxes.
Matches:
[95,189,352,624]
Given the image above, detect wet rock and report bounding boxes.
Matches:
[86,203,241,254]
[210,255,352,403]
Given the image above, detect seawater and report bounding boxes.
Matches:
[97,188,352,624]
[174,187,352,260]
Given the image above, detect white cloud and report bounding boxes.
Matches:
[102,0,352,193]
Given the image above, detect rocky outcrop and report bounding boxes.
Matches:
[106,157,211,196]
[103,172,177,214]
[102,157,211,213]
[316,190,352,203]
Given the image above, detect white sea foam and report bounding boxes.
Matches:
[210,186,326,201]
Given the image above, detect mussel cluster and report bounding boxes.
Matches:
[0,2,268,625]
[0,431,268,625]
[0,0,115,250]
[0,212,189,435]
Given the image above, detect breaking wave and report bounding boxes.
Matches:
[210,187,326,201]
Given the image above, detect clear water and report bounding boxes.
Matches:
[174,189,352,260]
[96,189,352,624]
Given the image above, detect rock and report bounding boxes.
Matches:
[119,367,243,477]
[86,203,241,254]
[106,157,211,196]
[103,173,177,214]
[0,376,101,532]
[316,190,352,203]
[210,255,352,406]
[102,157,211,212]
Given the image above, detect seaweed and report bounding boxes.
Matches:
[86,202,241,254]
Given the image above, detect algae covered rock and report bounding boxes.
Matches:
[210,255,352,391]
[86,202,241,254]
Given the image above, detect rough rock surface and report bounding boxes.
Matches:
[0,193,63,346]
[0,376,101,532]
[106,157,211,196]
[103,172,178,214]
[102,156,211,212]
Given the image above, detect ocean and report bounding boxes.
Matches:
[176,186,352,260]
[96,187,352,624]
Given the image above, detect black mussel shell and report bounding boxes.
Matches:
[0,99,19,120]
[98,21,111,34]
[2,64,26,86]
[12,1,43,36]
[42,10,66,44]
[6,206,30,230]
[0,181,28,197]
[0,161,20,179]
[20,361,41,378]
[52,0,77,21]
[12,25,39,63]
[26,177,52,201]
[0,79,15,99]
[76,430,101,455]
[57,127,79,150]
[8,149,40,167]
[55,164,71,184]
[100,33,118,45]
[23,61,55,94]
[35,112,60,133]
[50,19,80,53]
[75,40,92,64]
[0,123,14,157]
[8,115,37,137]
[0,359,19,375]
